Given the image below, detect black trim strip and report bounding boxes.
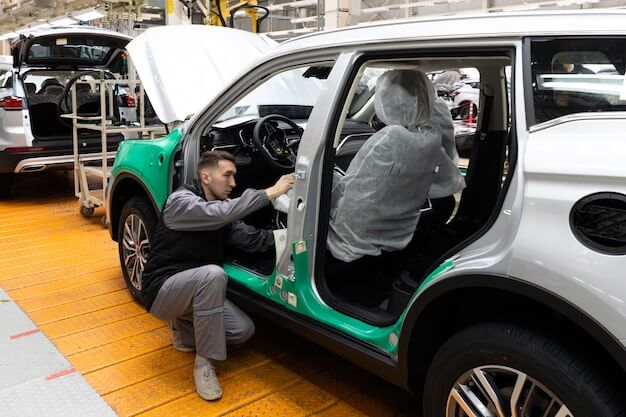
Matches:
[522,37,536,128]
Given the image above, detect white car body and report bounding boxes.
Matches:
[0,26,134,197]
[111,10,626,416]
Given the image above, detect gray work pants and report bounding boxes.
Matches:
[149,264,255,361]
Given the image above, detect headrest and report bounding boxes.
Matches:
[374,69,434,129]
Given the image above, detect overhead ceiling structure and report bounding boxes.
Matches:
[255,0,626,39]
[0,0,163,38]
[0,0,625,42]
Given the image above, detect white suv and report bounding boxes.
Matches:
[0,26,134,198]
[108,12,626,417]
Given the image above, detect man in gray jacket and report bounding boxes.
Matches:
[142,150,294,401]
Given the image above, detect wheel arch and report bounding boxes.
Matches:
[399,274,626,394]
[109,173,159,241]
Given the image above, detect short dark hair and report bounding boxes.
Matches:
[197,150,235,177]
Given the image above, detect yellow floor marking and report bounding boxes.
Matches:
[0,248,116,281]
[86,347,195,395]
[10,267,121,300]
[68,328,172,374]
[53,313,165,355]
[1,258,118,290]
[29,289,132,325]
[132,359,304,417]
[19,278,127,312]
[40,302,145,338]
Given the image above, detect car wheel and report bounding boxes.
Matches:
[423,322,623,417]
[80,206,95,217]
[0,173,13,199]
[118,197,157,304]
[459,102,478,121]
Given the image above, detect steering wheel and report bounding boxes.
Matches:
[252,114,303,170]
[57,70,117,127]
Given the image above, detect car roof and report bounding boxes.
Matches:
[270,10,626,57]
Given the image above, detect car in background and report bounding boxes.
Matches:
[0,26,136,198]
[450,77,480,120]
[108,14,626,417]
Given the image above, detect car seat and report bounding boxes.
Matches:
[327,69,442,263]
[38,78,63,94]
[24,83,36,95]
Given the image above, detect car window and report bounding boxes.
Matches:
[530,37,626,124]
[28,39,111,63]
[347,67,386,117]
[216,65,330,123]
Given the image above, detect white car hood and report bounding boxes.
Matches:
[127,25,276,123]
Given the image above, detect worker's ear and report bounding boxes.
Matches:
[199,169,211,185]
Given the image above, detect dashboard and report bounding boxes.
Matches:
[200,117,303,166]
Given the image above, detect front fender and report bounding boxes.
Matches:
[111,127,183,209]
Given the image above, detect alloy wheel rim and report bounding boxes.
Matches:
[122,213,150,291]
[446,365,572,417]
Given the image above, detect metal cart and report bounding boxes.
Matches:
[62,76,166,222]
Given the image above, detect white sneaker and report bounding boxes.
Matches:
[167,322,195,353]
[194,361,223,401]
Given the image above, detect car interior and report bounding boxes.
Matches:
[195,54,514,325]
[22,69,127,142]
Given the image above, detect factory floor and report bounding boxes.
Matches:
[0,170,419,417]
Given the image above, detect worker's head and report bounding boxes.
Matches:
[197,150,237,201]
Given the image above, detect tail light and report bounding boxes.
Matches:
[121,95,136,107]
[0,96,23,110]
[4,146,46,153]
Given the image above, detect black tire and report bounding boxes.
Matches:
[0,173,13,199]
[423,322,624,417]
[117,196,157,304]
[459,102,478,121]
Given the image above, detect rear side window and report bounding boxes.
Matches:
[530,37,626,124]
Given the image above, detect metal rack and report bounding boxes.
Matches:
[61,77,166,221]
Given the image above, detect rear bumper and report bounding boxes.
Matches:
[0,150,117,174]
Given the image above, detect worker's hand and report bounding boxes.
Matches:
[265,173,295,200]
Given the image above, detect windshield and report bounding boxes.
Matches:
[22,34,127,67]
[217,66,329,122]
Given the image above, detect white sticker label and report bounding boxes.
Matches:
[56,38,68,46]
[275,276,283,289]
[287,292,297,307]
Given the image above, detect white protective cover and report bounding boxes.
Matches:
[126,25,276,123]
[429,97,466,198]
[327,70,442,262]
